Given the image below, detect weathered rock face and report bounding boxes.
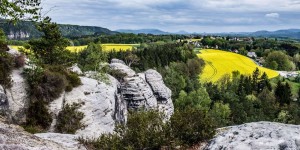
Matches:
[111,59,174,119]
[7,30,30,39]
[0,117,84,150]
[2,57,173,140]
[206,121,300,150]
[3,69,28,124]
[0,85,8,114]
[49,75,127,139]
[121,74,158,110]
[145,69,173,118]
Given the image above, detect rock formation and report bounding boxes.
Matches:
[0,117,85,150]
[1,69,28,124]
[0,53,174,141]
[206,121,300,150]
[110,59,174,119]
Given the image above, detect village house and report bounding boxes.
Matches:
[247,52,257,58]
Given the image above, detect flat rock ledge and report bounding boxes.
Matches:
[206,121,300,150]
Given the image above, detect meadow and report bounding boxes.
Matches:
[198,49,279,83]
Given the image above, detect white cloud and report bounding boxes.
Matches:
[265,13,280,18]
[40,0,299,32]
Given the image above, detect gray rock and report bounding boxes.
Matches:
[206,121,300,150]
[0,117,82,150]
[109,61,136,77]
[121,75,157,110]
[145,69,174,118]
[68,64,83,75]
[35,133,86,150]
[4,69,28,124]
[111,58,125,64]
[0,85,8,106]
[0,85,8,115]
[50,75,127,139]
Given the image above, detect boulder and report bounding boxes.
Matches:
[4,69,28,124]
[109,61,136,77]
[0,117,83,150]
[111,58,125,64]
[68,64,83,75]
[206,121,300,150]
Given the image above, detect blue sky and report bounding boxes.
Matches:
[42,0,300,33]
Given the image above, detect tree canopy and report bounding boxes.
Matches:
[0,0,41,22]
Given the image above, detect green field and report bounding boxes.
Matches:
[198,49,279,82]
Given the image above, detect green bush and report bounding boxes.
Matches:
[0,52,13,88]
[25,98,52,130]
[171,107,216,146]
[41,70,66,101]
[66,72,81,88]
[79,110,172,150]
[56,103,85,134]
[46,65,81,92]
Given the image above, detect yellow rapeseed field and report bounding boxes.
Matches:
[66,44,140,52]
[198,49,279,83]
[9,44,140,53]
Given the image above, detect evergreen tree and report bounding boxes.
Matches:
[29,17,70,65]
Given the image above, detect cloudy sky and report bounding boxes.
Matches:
[42,0,300,33]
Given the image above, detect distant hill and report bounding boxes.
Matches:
[212,29,300,40]
[116,29,170,35]
[0,19,116,40]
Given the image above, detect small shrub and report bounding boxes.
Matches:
[66,72,81,87]
[55,103,85,134]
[170,107,216,146]
[41,70,66,102]
[0,52,13,88]
[79,110,172,150]
[109,69,127,81]
[25,98,52,130]
[23,125,44,134]
[14,54,26,68]
[65,85,73,92]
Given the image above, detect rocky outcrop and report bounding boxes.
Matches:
[7,30,30,39]
[111,59,174,119]
[109,61,136,77]
[35,133,86,150]
[49,75,127,139]
[121,74,158,110]
[145,69,173,118]
[2,56,173,140]
[206,121,300,150]
[0,117,84,150]
[3,69,28,124]
[0,85,8,114]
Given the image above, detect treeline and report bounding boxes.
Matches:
[70,33,189,46]
[205,69,300,125]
